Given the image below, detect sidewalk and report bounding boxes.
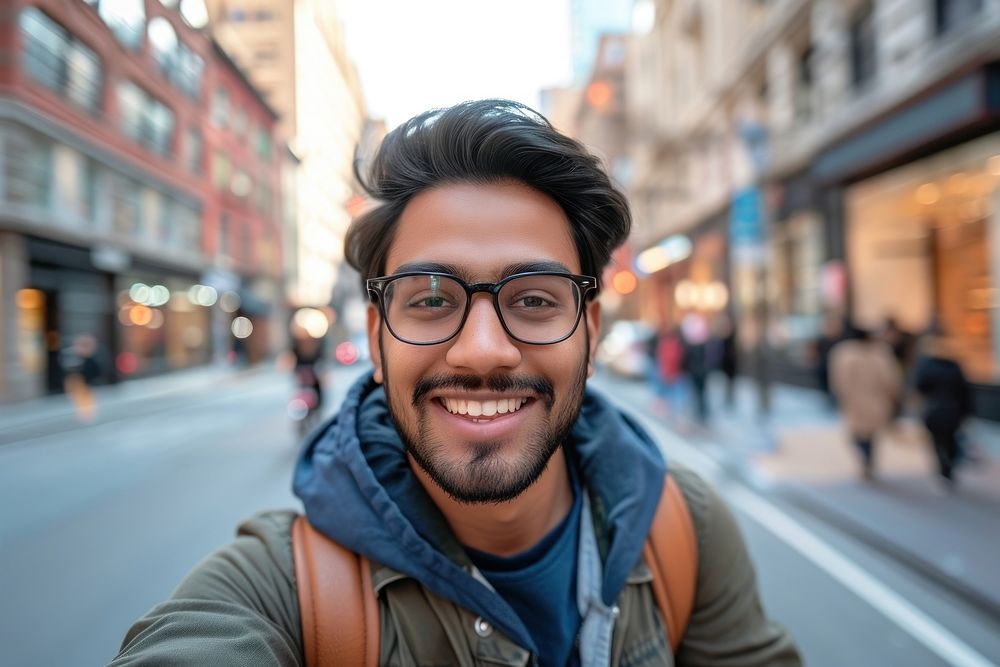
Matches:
[614,372,1000,619]
[0,362,272,446]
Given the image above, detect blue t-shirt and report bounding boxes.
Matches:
[466,474,583,667]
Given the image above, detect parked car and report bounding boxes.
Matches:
[597,320,655,379]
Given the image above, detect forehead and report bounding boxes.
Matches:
[384,181,580,279]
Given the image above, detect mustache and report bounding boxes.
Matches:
[412,374,555,407]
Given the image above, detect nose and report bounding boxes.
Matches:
[445,294,522,373]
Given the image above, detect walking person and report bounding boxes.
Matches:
[681,312,713,422]
[829,326,903,480]
[652,323,686,418]
[913,331,973,490]
[111,100,800,666]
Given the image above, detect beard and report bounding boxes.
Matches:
[380,331,589,505]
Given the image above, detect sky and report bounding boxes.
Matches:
[336,0,574,128]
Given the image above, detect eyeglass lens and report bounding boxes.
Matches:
[382,274,582,344]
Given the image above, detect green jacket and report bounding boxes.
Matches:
[110,467,801,666]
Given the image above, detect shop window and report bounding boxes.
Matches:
[20,7,102,113]
[98,0,146,51]
[4,129,51,209]
[935,0,984,35]
[117,81,174,155]
[850,2,876,91]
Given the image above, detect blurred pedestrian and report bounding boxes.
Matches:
[652,323,685,417]
[880,316,916,419]
[829,326,902,480]
[813,312,844,409]
[714,312,738,408]
[913,332,972,490]
[681,312,713,422]
[61,333,102,423]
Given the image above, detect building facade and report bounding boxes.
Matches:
[0,0,285,402]
[206,0,366,310]
[628,0,1000,417]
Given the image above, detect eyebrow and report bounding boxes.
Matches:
[391,260,575,280]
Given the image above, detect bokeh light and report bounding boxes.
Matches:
[231,316,253,339]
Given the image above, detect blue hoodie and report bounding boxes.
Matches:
[293,372,666,655]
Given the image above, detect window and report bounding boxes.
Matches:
[212,87,229,127]
[146,18,203,99]
[254,47,278,63]
[935,0,984,35]
[52,144,97,224]
[219,212,231,257]
[174,44,204,99]
[117,81,175,155]
[108,173,141,237]
[212,151,231,191]
[182,127,203,173]
[20,8,102,113]
[98,0,146,50]
[3,128,51,208]
[255,127,272,160]
[233,108,248,138]
[171,201,202,253]
[850,2,876,90]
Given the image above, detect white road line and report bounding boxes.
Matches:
[629,405,999,667]
[731,487,998,667]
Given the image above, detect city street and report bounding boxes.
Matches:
[1,364,999,666]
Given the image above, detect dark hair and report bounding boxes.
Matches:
[344,99,630,295]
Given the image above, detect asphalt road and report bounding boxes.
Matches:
[1,365,997,666]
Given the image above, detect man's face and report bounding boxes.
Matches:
[368,181,601,504]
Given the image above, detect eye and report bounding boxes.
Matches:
[514,294,557,308]
[407,293,457,309]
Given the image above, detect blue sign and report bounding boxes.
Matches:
[730,187,763,247]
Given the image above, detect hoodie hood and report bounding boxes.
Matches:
[293,371,666,653]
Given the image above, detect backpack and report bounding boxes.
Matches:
[292,473,698,667]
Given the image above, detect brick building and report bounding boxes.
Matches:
[0,0,285,402]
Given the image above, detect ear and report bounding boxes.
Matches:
[585,298,602,377]
[367,304,384,384]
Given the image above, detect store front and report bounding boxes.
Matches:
[23,237,116,393]
[115,269,213,379]
[845,132,1000,385]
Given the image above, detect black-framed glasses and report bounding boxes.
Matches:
[367,271,597,346]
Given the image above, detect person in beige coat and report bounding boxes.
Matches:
[829,326,903,479]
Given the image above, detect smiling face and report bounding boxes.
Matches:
[368,181,601,504]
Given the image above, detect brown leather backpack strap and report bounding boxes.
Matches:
[642,473,698,652]
[292,515,380,667]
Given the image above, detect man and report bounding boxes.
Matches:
[111,100,800,666]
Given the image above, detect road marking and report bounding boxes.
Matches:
[731,487,998,667]
[630,406,999,667]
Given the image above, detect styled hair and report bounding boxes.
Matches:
[344,99,631,295]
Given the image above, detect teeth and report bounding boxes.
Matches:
[441,397,529,417]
